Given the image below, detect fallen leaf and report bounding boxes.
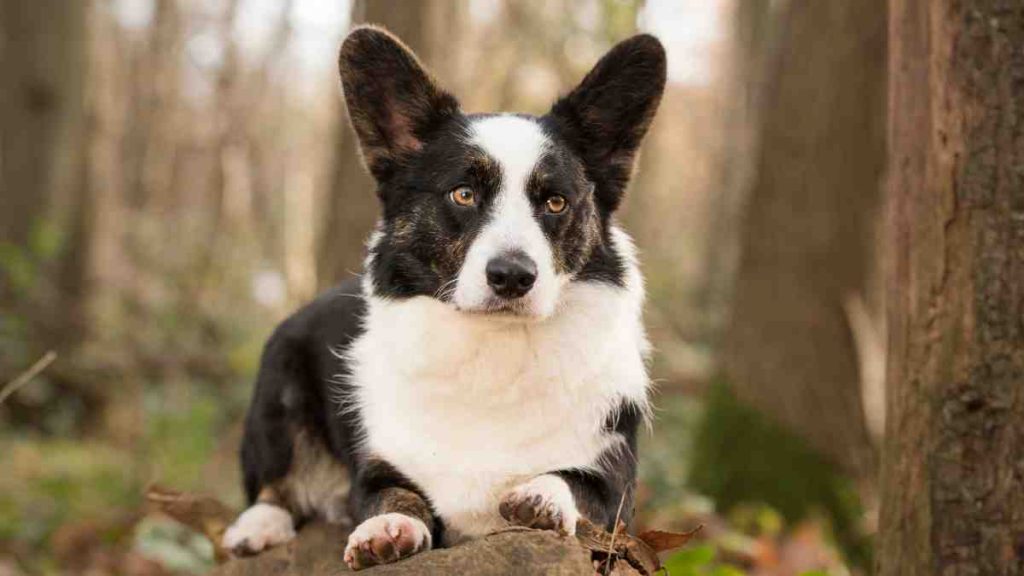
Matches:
[145,484,237,563]
[576,518,702,575]
[636,526,703,553]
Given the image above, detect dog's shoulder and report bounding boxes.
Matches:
[272,277,365,348]
[257,277,367,391]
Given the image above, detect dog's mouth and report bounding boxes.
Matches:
[455,297,540,320]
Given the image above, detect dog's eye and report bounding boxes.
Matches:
[449,186,476,207]
[545,195,567,214]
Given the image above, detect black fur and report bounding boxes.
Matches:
[555,400,645,530]
[546,34,667,214]
[240,280,365,504]
[338,26,461,182]
[235,26,665,555]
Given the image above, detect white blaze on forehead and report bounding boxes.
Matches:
[468,116,550,259]
[454,115,561,317]
[470,116,549,189]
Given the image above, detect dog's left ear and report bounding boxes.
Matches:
[339,26,461,182]
[546,34,666,212]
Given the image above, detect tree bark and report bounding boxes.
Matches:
[877,1,1024,574]
[317,0,465,289]
[722,0,887,485]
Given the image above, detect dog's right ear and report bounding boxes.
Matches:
[339,26,460,181]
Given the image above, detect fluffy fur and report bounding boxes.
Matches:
[223,503,296,555]
[350,226,648,543]
[226,25,666,571]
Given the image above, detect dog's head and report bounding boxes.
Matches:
[339,27,665,319]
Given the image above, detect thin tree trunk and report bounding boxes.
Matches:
[877,1,1024,574]
[316,0,465,289]
[723,1,887,485]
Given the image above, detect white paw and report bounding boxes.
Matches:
[343,513,432,571]
[222,503,296,556]
[499,474,580,535]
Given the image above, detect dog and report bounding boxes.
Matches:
[222,25,666,571]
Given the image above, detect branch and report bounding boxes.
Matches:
[0,350,57,405]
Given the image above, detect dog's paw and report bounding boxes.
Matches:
[343,513,432,571]
[222,503,296,556]
[499,474,580,535]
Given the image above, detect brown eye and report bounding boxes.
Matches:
[545,195,567,214]
[449,186,476,207]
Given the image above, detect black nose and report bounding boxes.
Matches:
[485,253,537,299]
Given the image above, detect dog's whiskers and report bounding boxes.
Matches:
[433,277,459,301]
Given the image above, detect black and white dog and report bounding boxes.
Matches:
[222,26,666,570]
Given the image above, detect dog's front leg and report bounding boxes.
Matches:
[344,458,436,571]
[499,474,583,535]
[500,403,641,535]
[500,445,638,535]
[499,469,637,535]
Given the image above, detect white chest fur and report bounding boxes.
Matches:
[346,267,649,542]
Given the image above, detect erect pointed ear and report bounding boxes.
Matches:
[546,34,666,212]
[338,26,460,181]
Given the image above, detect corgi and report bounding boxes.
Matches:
[223,26,666,571]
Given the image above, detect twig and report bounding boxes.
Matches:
[604,488,629,576]
[843,292,886,441]
[0,351,57,405]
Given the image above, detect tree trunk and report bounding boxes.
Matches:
[0,0,90,342]
[317,0,465,289]
[877,1,1024,574]
[0,0,86,247]
[698,0,781,344]
[722,0,887,485]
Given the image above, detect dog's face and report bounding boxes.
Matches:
[338,27,665,319]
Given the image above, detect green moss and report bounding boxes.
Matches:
[688,380,871,568]
[661,543,717,575]
[143,387,223,491]
[0,436,140,548]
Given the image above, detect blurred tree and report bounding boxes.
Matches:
[0,0,86,250]
[699,0,781,340]
[878,1,1024,574]
[124,0,184,213]
[317,0,466,289]
[0,0,90,343]
[720,0,887,486]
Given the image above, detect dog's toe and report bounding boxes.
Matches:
[222,503,296,556]
[500,474,580,535]
[343,513,431,571]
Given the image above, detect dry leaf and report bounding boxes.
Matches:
[576,518,702,575]
[636,526,703,553]
[145,484,237,563]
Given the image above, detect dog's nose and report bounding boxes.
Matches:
[485,253,537,299]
